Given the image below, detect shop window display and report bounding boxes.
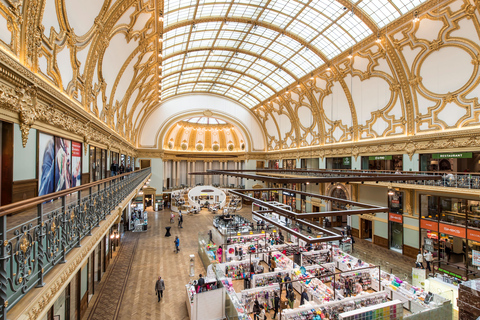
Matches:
[439,198,466,226]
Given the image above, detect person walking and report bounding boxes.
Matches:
[272,292,280,319]
[110,161,118,176]
[174,236,180,253]
[155,276,165,302]
[270,255,277,272]
[178,211,183,228]
[287,287,296,309]
[217,245,223,262]
[416,250,424,269]
[252,300,261,320]
[344,277,353,297]
[424,250,433,272]
[300,290,309,305]
[259,305,266,320]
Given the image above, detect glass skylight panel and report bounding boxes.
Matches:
[188,117,200,123]
[311,35,340,59]
[359,0,400,27]
[337,14,372,42]
[393,0,425,13]
[323,24,355,52]
[209,83,229,94]
[265,0,304,28]
[250,85,275,100]
[196,3,230,19]
[298,6,332,33]
[310,0,344,20]
[260,10,289,28]
[286,21,317,42]
[162,87,176,97]
[283,60,307,77]
[245,65,270,80]
[176,84,196,94]
[229,4,262,20]
[194,84,213,92]
[302,49,324,68]
[240,95,258,108]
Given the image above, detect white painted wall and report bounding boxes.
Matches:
[351,156,361,170]
[319,158,326,169]
[403,154,419,172]
[139,94,266,151]
[13,124,36,181]
[150,158,163,193]
[83,145,89,173]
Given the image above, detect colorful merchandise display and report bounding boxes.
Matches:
[301,250,330,266]
[227,234,266,244]
[291,266,334,303]
[339,300,403,320]
[252,270,292,288]
[271,251,295,269]
[241,284,280,313]
[335,251,373,271]
[282,291,390,320]
[221,259,259,280]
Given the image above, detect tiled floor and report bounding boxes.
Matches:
[82,207,452,320]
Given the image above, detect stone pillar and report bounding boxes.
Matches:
[172,161,177,188]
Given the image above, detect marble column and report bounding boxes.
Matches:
[172,161,176,188]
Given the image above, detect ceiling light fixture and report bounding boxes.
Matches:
[375,32,381,43]
[413,11,419,23]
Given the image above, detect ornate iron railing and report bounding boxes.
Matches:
[0,167,151,319]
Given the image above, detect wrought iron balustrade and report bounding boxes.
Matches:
[0,167,151,319]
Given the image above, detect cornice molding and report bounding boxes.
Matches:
[0,49,136,156]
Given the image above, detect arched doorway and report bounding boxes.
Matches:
[329,185,349,228]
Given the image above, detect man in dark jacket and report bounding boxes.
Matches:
[155,276,165,302]
[300,290,309,305]
[272,292,280,319]
[198,274,205,286]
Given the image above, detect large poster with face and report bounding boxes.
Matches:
[38,132,55,196]
[71,141,82,187]
[54,137,72,192]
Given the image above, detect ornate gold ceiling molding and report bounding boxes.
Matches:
[137,149,247,161]
[0,51,136,156]
[261,128,480,161]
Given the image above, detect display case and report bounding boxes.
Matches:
[339,299,403,320]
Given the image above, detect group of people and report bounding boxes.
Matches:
[343,277,364,297]
[252,292,280,319]
[110,160,131,176]
[416,250,434,271]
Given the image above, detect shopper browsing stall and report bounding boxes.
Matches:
[416,250,424,269]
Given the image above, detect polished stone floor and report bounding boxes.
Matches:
[82,207,436,320]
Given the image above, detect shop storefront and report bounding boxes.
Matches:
[89,146,107,182]
[268,160,280,169]
[282,190,296,210]
[420,193,480,279]
[420,152,480,172]
[389,213,403,253]
[283,159,296,170]
[361,155,402,171]
[326,157,351,169]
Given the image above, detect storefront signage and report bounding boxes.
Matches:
[389,213,403,223]
[368,155,393,160]
[420,219,438,231]
[473,250,480,267]
[435,267,465,280]
[343,157,351,166]
[439,223,466,238]
[282,191,296,197]
[432,152,472,159]
[467,229,480,242]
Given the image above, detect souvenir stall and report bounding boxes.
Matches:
[226,233,266,245]
[290,266,335,304]
[281,291,397,320]
[226,242,268,262]
[185,280,225,320]
[251,270,292,288]
[301,250,330,266]
[334,251,373,271]
[241,284,280,313]
[217,274,250,320]
[213,215,252,235]
[335,270,373,296]
[270,251,295,270]
[218,258,260,280]
[339,300,404,320]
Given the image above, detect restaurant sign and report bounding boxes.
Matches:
[432,152,472,159]
[368,155,393,160]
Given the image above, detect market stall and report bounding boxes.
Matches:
[185,281,225,320]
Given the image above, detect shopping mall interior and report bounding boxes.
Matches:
[1,0,480,319]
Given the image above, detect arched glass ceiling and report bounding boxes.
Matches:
[185,117,227,125]
[162,0,429,108]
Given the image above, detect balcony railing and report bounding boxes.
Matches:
[0,167,151,319]
[270,169,480,189]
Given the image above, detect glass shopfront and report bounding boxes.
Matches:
[361,155,402,171]
[268,160,280,169]
[420,193,480,279]
[282,189,296,210]
[389,213,403,252]
[284,159,296,170]
[420,152,480,172]
[326,157,351,169]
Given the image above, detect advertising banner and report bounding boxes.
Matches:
[71,141,82,187]
[420,219,438,231]
[389,213,403,223]
[473,250,480,267]
[54,137,72,192]
[439,223,466,238]
[38,133,55,196]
